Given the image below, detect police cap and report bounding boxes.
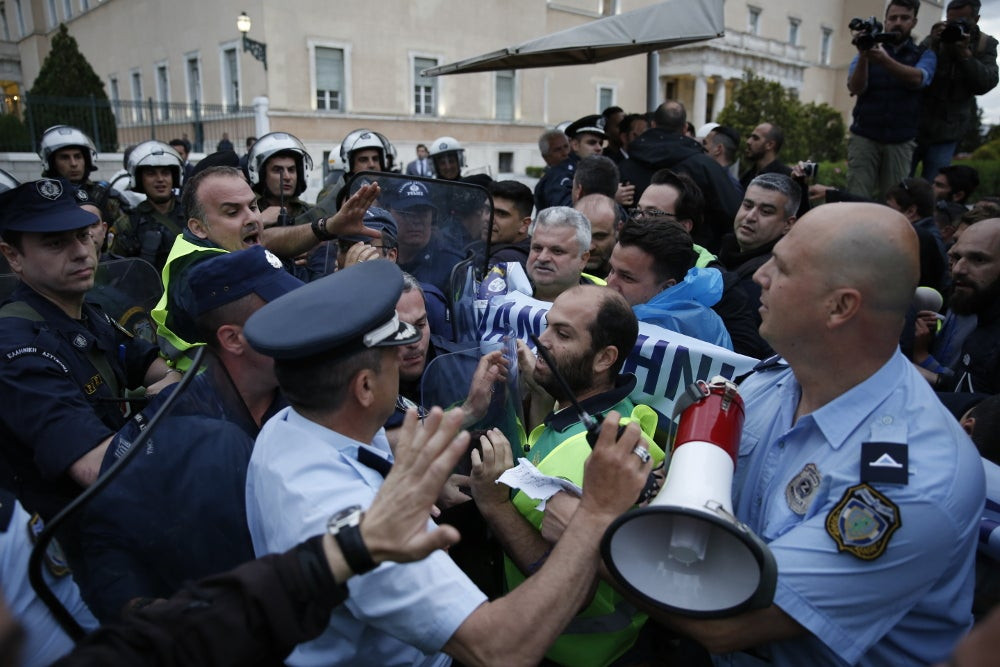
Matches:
[565,115,606,140]
[244,259,420,361]
[390,180,437,212]
[189,246,304,318]
[0,179,97,233]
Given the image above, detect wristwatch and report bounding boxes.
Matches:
[327,505,377,575]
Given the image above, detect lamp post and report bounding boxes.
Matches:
[237,11,268,71]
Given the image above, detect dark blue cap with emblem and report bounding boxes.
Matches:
[341,206,398,244]
[390,180,437,212]
[189,246,305,318]
[244,259,420,361]
[565,114,606,140]
[0,179,98,232]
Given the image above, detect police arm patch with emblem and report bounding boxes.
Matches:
[825,483,901,561]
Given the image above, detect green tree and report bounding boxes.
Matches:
[27,24,117,152]
[715,70,846,164]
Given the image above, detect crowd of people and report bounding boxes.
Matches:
[0,0,999,665]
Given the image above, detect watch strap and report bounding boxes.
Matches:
[333,523,377,575]
[311,216,336,241]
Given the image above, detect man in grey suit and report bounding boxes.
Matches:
[405,144,434,178]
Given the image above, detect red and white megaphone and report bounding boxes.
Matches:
[601,376,776,617]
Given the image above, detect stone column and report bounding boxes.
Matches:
[712,77,727,120]
[692,74,707,130]
[253,96,270,137]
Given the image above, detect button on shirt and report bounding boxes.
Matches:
[717,350,984,666]
[245,407,486,667]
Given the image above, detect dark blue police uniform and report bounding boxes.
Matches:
[534,152,578,212]
[0,281,158,519]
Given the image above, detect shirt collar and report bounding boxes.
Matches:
[544,373,636,432]
[804,349,908,450]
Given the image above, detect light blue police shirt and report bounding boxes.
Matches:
[716,350,984,666]
[1,499,98,667]
[245,407,487,667]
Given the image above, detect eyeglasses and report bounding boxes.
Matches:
[628,206,677,220]
[337,240,393,256]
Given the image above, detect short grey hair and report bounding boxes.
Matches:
[529,206,591,257]
[401,271,424,297]
[538,129,567,157]
[747,173,800,219]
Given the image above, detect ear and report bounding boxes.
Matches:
[188,217,210,240]
[960,415,976,437]
[352,368,377,409]
[904,205,918,221]
[783,216,797,234]
[0,241,22,275]
[954,189,967,203]
[386,247,399,263]
[826,287,862,329]
[591,345,619,376]
[679,219,694,234]
[517,216,532,237]
[662,278,677,289]
[214,324,246,356]
[579,249,591,266]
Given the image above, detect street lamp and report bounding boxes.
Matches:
[237,11,267,71]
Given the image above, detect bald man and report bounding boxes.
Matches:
[574,193,619,278]
[641,204,985,665]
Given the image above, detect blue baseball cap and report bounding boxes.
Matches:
[0,179,98,232]
[189,246,304,318]
[390,180,436,211]
[244,259,420,361]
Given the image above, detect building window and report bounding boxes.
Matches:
[186,54,202,105]
[108,75,119,117]
[748,6,761,35]
[46,0,57,27]
[13,0,25,37]
[156,63,169,119]
[495,69,515,120]
[62,0,72,18]
[130,70,144,121]
[315,46,344,111]
[498,151,513,174]
[820,28,833,65]
[80,0,89,10]
[222,46,240,110]
[0,4,10,41]
[665,79,677,101]
[598,85,615,111]
[413,57,437,116]
[600,0,618,16]
[788,18,800,46]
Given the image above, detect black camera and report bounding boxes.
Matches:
[801,162,818,179]
[849,16,893,51]
[940,18,972,44]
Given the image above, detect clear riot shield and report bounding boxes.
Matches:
[420,332,525,470]
[345,172,494,341]
[0,257,162,344]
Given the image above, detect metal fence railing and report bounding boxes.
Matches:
[1,94,255,154]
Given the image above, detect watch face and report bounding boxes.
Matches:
[328,504,363,533]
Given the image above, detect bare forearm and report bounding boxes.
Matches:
[479,500,553,575]
[261,223,320,259]
[444,509,610,667]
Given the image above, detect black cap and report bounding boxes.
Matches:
[190,150,241,179]
[244,259,420,361]
[565,114,606,140]
[0,179,97,232]
[189,246,304,318]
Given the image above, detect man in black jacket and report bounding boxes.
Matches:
[619,101,740,253]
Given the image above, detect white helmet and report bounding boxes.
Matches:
[327,144,345,173]
[39,125,98,175]
[339,128,390,173]
[247,132,313,197]
[429,136,465,168]
[126,140,183,193]
[0,168,18,193]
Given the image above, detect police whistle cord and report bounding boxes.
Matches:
[528,333,659,504]
[27,347,207,642]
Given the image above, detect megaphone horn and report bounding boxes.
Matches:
[601,376,777,618]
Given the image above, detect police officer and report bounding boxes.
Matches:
[109,140,187,271]
[0,180,176,520]
[38,124,127,222]
[75,245,302,621]
[534,115,605,212]
[315,128,395,210]
[242,259,654,666]
[429,136,466,182]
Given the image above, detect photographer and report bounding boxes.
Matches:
[915,0,998,180]
[847,0,936,201]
